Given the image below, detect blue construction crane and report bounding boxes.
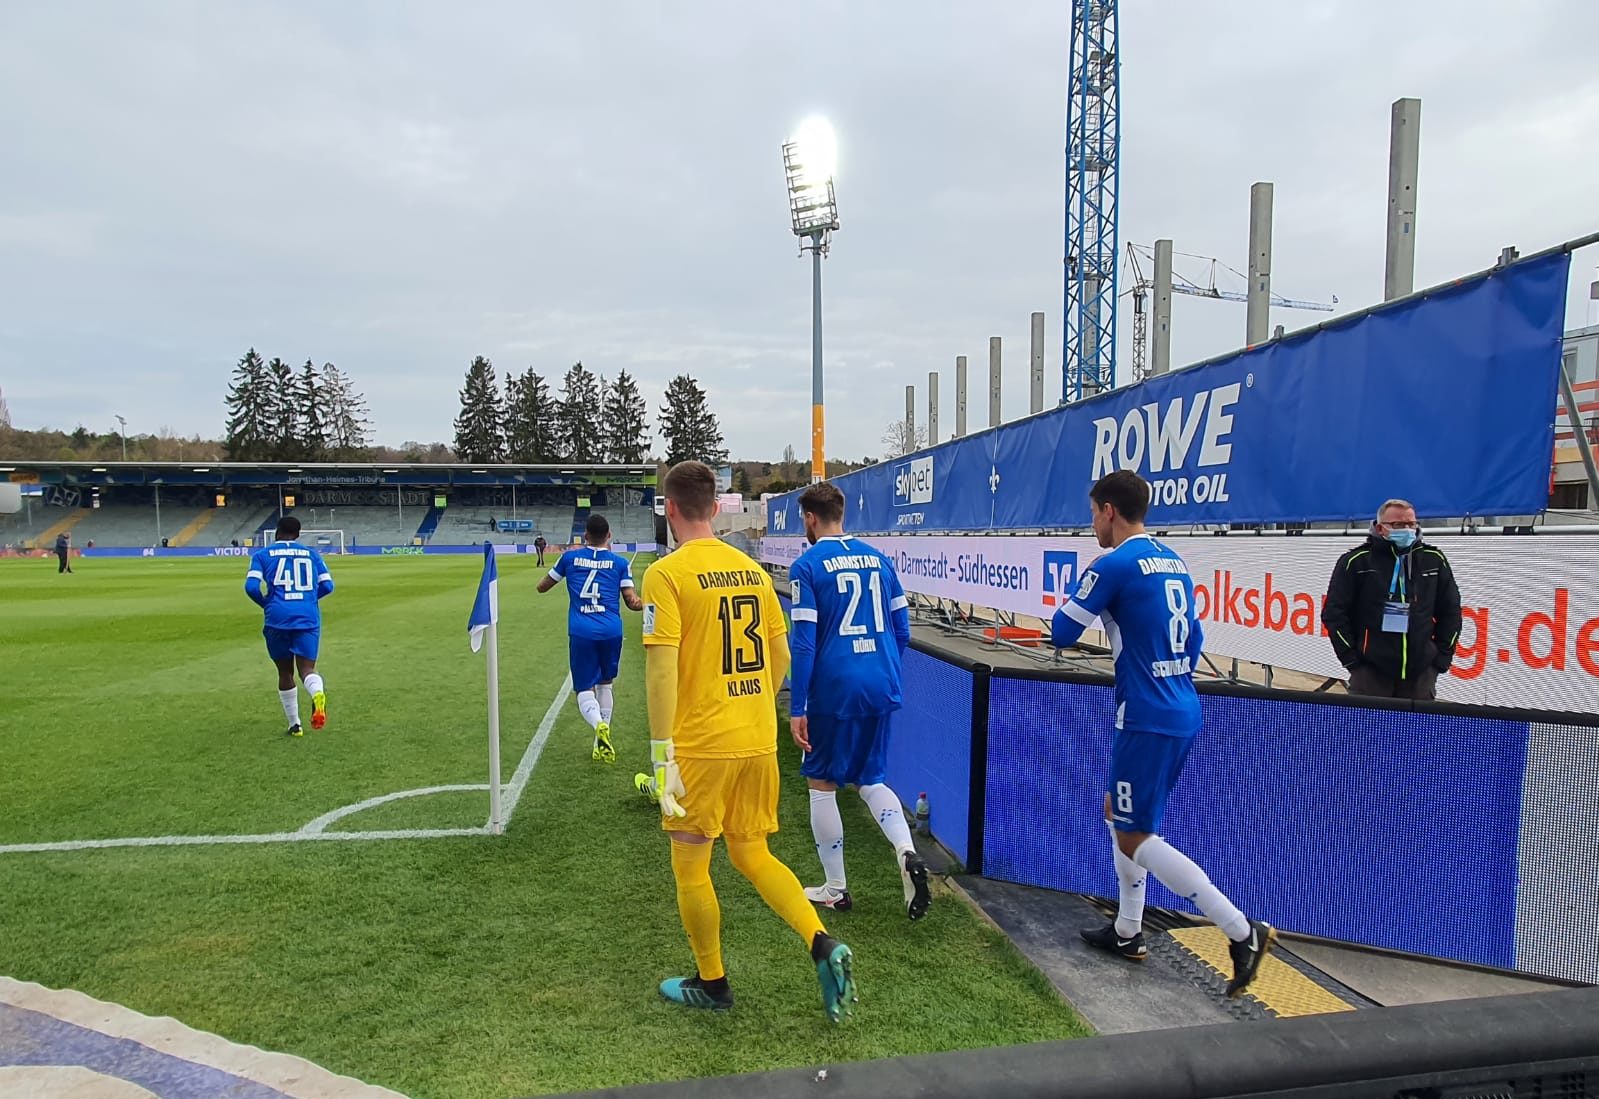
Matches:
[1063,0,1120,403]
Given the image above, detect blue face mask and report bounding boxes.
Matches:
[1386,528,1417,549]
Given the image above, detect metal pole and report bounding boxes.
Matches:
[810,236,825,483]
[1559,357,1599,512]
[511,482,517,522]
[486,620,503,833]
[154,484,162,545]
[955,356,968,437]
[989,337,1002,428]
[928,372,940,445]
[904,385,916,452]
[1152,238,1174,376]
[1385,97,1421,301]
[1029,312,1045,413]
[1247,182,1274,347]
[397,483,403,532]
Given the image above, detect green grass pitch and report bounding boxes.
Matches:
[0,554,1086,1097]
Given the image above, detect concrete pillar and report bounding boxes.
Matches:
[928,371,940,445]
[1246,182,1274,347]
[955,356,968,437]
[989,336,1002,428]
[1152,238,1174,376]
[905,385,916,451]
[1029,312,1045,413]
[1385,97,1421,301]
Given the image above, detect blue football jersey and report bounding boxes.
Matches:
[789,536,911,718]
[550,547,633,640]
[245,541,334,630]
[1051,534,1205,737]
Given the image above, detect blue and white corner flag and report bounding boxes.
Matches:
[468,541,499,653]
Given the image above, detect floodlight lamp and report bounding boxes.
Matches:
[783,116,840,239]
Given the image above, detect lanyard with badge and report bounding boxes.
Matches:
[1382,556,1409,633]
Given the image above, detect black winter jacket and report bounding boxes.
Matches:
[1321,535,1463,680]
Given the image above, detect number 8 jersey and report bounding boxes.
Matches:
[789,535,911,718]
[641,538,789,759]
[246,540,335,630]
[1051,534,1205,738]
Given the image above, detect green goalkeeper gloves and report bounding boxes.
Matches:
[650,738,687,819]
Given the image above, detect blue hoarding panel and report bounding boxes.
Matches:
[884,648,973,865]
[768,252,1570,531]
[982,676,1526,970]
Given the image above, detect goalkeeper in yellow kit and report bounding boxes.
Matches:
[636,460,857,1022]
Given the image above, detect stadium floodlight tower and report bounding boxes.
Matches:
[784,116,840,484]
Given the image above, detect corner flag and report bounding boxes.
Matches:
[468,541,503,833]
[468,542,499,653]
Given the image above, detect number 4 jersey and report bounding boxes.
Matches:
[788,535,911,718]
[549,546,634,640]
[641,537,788,759]
[246,540,335,630]
[1050,533,1205,738]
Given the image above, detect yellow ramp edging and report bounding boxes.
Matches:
[170,508,218,548]
[1167,926,1357,1019]
[34,510,89,547]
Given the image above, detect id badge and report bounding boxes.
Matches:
[1381,601,1409,633]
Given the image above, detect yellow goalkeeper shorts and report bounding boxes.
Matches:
[665,752,781,840]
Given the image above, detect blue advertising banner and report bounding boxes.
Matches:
[767,252,1570,532]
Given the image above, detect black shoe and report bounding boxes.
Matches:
[287,723,304,738]
[901,851,932,921]
[1226,920,1275,997]
[1080,923,1147,961]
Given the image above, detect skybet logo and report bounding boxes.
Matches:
[1091,381,1242,508]
[1041,550,1079,609]
[894,456,934,507]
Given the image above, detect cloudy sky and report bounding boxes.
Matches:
[2,1,1597,460]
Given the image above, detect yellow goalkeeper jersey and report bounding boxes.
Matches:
[641,538,788,759]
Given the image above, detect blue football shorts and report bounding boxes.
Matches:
[1106,728,1195,834]
[569,635,624,692]
[800,711,893,788]
[264,626,320,663]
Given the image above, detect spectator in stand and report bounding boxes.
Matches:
[1322,499,1462,700]
[55,531,73,574]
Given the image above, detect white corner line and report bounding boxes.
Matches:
[498,674,573,826]
[299,784,490,835]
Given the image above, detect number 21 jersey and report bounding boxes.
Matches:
[641,538,787,759]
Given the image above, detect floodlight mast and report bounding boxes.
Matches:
[784,128,840,484]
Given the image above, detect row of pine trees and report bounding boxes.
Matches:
[221,348,729,467]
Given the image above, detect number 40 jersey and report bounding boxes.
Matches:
[245,540,335,630]
[789,536,912,719]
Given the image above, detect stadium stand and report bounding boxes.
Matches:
[68,506,207,548]
[431,504,576,544]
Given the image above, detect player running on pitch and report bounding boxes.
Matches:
[788,482,930,920]
[538,513,641,763]
[635,460,857,1022]
[1050,470,1273,997]
[244,516,333,738]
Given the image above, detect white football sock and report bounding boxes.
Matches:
[304,673,324,697]
[279,689,300,725]
[809,789,847,889]
[576,690,602,730]
[596,684,614,725]
[1133,835,1251,942]
[1107,820,1147,938]
[857,783,916,860]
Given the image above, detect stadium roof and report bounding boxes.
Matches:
[1,461,656,489]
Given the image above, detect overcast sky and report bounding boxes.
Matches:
[3,1,1597,461]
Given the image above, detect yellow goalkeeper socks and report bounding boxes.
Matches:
[670,839,724,982]
[726,836,827,946]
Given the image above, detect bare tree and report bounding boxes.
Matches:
[881,420,928,459]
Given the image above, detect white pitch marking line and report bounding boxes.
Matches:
[498,674,573,826]
[300,783,489,835]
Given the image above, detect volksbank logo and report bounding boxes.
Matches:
[894,456,934,507]
[1041,550,1079,609]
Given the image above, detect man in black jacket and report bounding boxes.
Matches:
[55,530,73,574]
[1322,499,1462,699]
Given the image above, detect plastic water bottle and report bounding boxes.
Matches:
[914,793,930,835]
